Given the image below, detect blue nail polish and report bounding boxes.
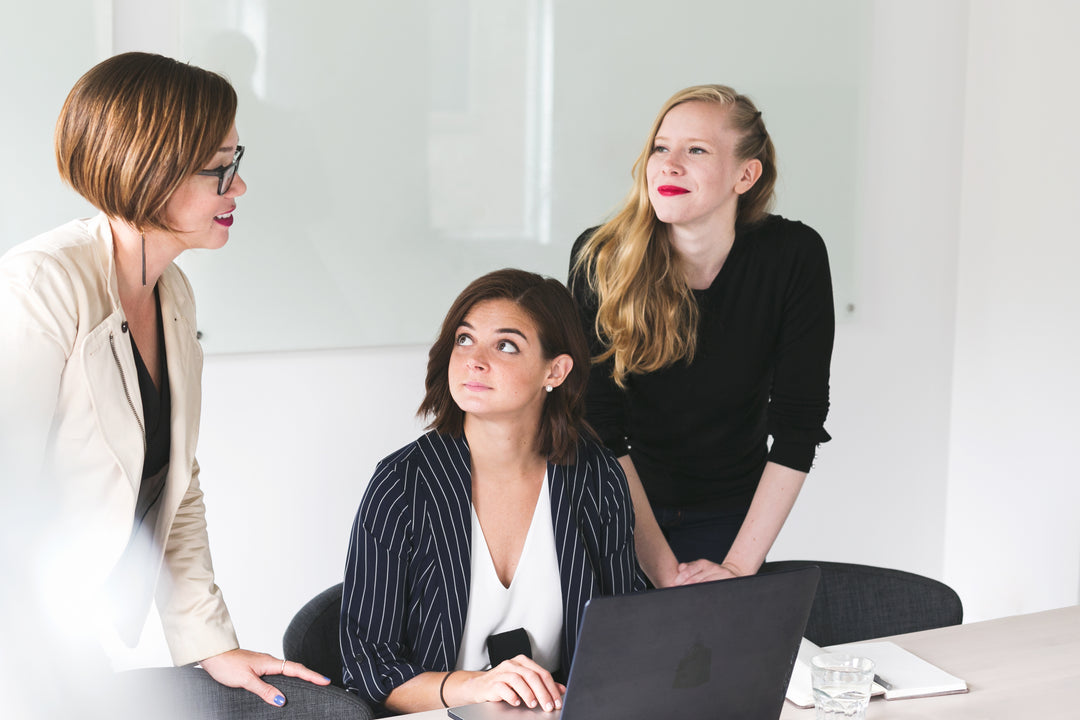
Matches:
[274,695,285,706]
[323,676,331,682]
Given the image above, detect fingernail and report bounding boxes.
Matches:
[555,699,562,710]
[274,695,285,706]
[322,676,331,683]
[544,703,553,712]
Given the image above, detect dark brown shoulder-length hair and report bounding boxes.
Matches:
[55,51,237,233]
[419,268,593,465]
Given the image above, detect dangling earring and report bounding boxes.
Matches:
[545,385,553,393]
[141,234,147,286]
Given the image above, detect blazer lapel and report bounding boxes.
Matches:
[81,313,143,497]
[156,268,203,531]
[548,459,595,675]
[420,433,474,664]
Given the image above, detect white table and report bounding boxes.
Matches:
[390,605,1080,720]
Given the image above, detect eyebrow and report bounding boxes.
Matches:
[654,135,714,145]
[458,320,529,340]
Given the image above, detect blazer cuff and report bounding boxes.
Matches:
[166,615,239,667]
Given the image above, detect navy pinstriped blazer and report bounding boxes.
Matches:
[340,431,646,707]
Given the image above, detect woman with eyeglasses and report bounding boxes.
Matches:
[0,52,357,717]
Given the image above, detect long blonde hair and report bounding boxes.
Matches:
[572,85,777,387]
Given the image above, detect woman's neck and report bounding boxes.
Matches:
[666,222,737,291]
[108,218,183,306]
[464,414,547,486]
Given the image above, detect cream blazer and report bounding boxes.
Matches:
[0,213,237,666]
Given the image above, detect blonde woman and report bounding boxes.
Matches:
[570,85,834,589]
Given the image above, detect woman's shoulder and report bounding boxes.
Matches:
[574,433,616,460]
[371,432,469,489]
[373,433,432,474]
[557,436,632,522]
[1,216,107,288]
[568,226,605,305]
[562,435,626,484]
[160,261,197,310]
[362,433,470,537]
[381,431,467,462]
[361,436,435,519]
[744,214,825,247]
[570,225,602,259]
[739,214,830,267]
[1,217,115,338]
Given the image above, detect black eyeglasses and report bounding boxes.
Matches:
[197,145,245,195]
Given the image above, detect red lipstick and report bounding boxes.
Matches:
[657,185,689,196]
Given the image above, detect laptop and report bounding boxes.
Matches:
[448,566,819,720]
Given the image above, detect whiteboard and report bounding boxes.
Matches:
[2,0,867,353]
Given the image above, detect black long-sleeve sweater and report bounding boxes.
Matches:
[569,215,834,511]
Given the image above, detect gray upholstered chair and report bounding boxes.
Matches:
[282,582,373,719]
[758,560,963,647]
[118,666,373,720]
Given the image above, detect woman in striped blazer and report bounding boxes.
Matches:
[340,269,646,714]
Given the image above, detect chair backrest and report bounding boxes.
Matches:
[283,583,346,688]
[759,560,963,647]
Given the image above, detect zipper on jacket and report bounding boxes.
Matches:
[109,330,148,455]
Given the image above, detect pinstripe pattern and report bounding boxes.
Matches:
[340,432,645,707]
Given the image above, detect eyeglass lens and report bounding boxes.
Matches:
[221,147,243,194]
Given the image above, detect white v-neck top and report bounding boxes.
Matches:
[455,472,563,673]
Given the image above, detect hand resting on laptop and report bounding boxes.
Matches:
[338,271,647,715]
[443,656,566,712]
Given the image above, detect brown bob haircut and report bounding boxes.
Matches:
[419,268,593,465]
[55,51,237,233]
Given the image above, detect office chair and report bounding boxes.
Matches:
[282,582,374,719]
[758,560,963,647]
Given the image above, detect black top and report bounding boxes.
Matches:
[108,294,171,640]
[569,215,834,511]
[130,290,170,507]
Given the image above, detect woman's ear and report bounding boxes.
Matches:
[545,354,574,389]
[735,158,763,195]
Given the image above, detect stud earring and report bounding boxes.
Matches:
[545,385,553,393]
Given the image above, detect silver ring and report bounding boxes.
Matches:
[280,658,287,674]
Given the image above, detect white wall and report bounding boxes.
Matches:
[42,1,1080,667]
[112,345,432,667]
[770,1,969,580]
[197,346,432,656]
[944,0,1080,621]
